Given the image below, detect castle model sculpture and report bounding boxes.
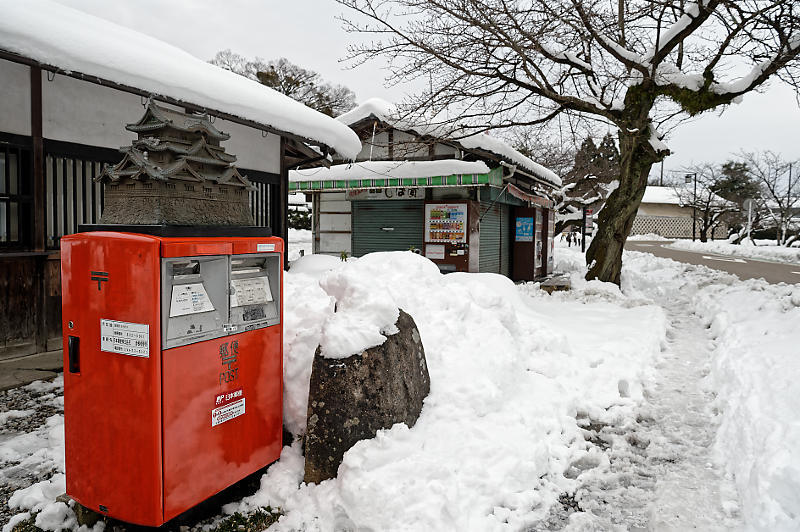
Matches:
[97,101,255,226]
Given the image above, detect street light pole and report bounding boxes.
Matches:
[685,173,697,241]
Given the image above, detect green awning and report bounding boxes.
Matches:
[289,166,504,192]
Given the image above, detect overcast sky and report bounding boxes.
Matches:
[54,0,800,177]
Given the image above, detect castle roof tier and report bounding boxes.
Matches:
[126,100,230,142]
[134,136,237,164]
[100,147,252,188]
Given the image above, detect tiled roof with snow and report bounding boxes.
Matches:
[337,98,561,188]
[290,159,490,182]
[0,0,361,160]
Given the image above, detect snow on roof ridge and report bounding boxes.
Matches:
[0,0,361,159]
[642,185,734,206]
[337,98,561,187]
[289,159,490,182]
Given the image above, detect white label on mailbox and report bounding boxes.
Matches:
[230,277,273,307]
[212,398,246,427]
[100,319,150,357]
[170,283,214,317]
[257,243,275,252]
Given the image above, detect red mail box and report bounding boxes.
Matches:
[61,230,283,526]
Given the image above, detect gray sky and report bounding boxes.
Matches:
[54,0,800,176]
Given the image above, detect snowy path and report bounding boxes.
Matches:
[642,296,741,530]
[562,272,744,531]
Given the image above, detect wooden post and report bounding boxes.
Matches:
[31,66,45,252]
[279,137,289,269]
[30,66,48,353]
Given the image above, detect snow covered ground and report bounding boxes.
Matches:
[2,246,799,531]
[669,239,800,264]
[287,228,313,262]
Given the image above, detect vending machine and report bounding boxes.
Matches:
[61,229,283,526]
[423,201,470,272]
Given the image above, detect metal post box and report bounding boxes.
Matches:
[60,230,283,526]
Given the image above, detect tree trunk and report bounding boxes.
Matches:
[585,126,658,284]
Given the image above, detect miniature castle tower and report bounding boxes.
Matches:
[97,101,255,226]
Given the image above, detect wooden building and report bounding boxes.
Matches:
[290,99,561,278]
[0,3,360,360]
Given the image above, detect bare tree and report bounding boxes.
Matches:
[673,163,736,242]
[210,51,357,117]
[511,130,576,179]
[738,151,800,245]
[338,0,800,284]
[550,134,621,234]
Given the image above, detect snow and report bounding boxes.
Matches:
[648,125,670,154]
[225,250,667,530]
[287,228,312,262]
[642,186,685,205]
[644,0,706,62]
[4,240,799,530]
[693,273,800,530]
[289,159,490,182]
[457,133,561,187]
[0,0,361,160]
[669,240,800,264]
[336,98,561,187]
[628,233,671,241]
[0,410,33,426]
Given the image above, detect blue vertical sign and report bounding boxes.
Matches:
[515,217,534,242]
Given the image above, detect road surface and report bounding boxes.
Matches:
[625,240,800,285]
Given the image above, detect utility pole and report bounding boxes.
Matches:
[786,163,792,245]
[685,173,697,241]
[581,208,587,252]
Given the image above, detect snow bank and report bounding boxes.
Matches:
[0,0,361,159]
[226,250,666,530]
[287,228,312,262]
[669,240,800,264]
[693,278,800,530]
[627,233,671,241]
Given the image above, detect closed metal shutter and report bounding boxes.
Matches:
[351,200,424,256]
[479,201,501,273]
[500,204,511,277]
[479,202,511,275]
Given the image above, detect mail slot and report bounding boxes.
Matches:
[60,230,283,526]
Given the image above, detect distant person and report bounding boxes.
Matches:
[566,232,573,247]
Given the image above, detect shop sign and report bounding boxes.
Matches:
[515,217,534,242]
[347,188,422,200]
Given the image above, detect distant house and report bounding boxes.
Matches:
[290,98,561,279]
[0,0,360,358]
[631,186,729,239]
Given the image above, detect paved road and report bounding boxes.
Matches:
[624,241,800,285]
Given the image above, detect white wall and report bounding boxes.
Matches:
[393,130,428,159]
[433,141,458,158]
[0,60,31,136]
[42,72,139,149]
[40,72,280,173]
[355,131,389,161]
[218,119,280,173]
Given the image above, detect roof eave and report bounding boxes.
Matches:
[0,49,339,157]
